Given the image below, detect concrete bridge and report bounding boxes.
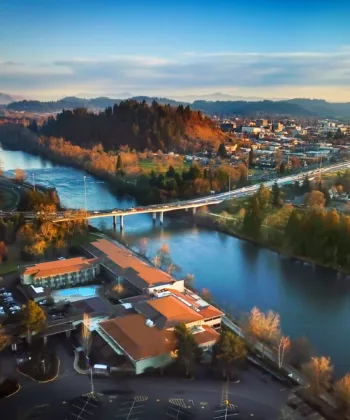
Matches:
[2,160,349,230]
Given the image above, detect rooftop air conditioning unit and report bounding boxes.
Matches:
[145,319,154,327]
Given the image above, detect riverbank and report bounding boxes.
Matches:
[195,211,350,278]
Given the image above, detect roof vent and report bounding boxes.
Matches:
[145,319,154,327]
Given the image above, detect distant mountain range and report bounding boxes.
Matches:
[5,94,350,119]
[0,92,23,105]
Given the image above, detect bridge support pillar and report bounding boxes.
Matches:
[185,208,188,212]
[192,207,197,215]
[113,215,117,229]
[120,215,124,230]
[159,211,164,225]
[152,212,156,224]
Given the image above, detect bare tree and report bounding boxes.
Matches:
[153,254,161,268]
[301,356,333,396]
[82,313,92,363]
[277,336,290,369]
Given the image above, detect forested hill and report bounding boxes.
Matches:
[7,96,187,113]
[39,100,226,152]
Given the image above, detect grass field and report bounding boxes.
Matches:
[0,187,19,211]
[139,159,191,172]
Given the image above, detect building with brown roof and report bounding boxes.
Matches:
[82,239,184,293]
[20,257,100,288]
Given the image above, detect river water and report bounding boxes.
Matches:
[1,145,350,377]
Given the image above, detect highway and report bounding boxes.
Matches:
[1,160,349,222]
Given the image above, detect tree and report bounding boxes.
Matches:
[138,237,148,256]
[257,183,271,210]
[14,169,26,183]
[156,243,172,269]
[0,326,9,351]
[279,161,286,174]
[286,337,314,369]
[217,143,227,158]
[301,176,312,193]
[304,190,325,208]
[0,241,8,262]
[271,182,282,207]
[22,301,46,342]
[301,356,333,396]
[166,165,176,178]
[215,330,247,378]
[184,273,195,287]
[334,373,350,415]
[243,196,262,237]
[82,313,92,366]
[277,336,290,369]
[248,307,280,354]
[116,154,123,172]
[174,323,200,378]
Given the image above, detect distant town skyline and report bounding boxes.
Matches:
[1,0,350,101]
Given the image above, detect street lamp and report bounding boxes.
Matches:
[247,150,250,181]
[32,173,35,192]
[83,176,87,214]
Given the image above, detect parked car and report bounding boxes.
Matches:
[52,313,64,320]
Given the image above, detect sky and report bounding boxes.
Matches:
[1,0,350,101]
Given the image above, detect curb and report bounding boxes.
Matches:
[2,383,21,399]
[17,356,60,383]
[73,351,89,375]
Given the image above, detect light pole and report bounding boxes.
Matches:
[32,173,35,192]
[228,172,231,198]
[247,150,250,181]
[83,176,87,214]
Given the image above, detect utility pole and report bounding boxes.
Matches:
[228,172,231,198]
[247,150,250,181]
[32,174,35,192]
[83,176,87,214]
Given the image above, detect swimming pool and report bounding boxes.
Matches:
[52,286,100,302]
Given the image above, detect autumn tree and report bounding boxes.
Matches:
[22,301,46,342]
[0,326,9,351]
[334,373,350,415]
[304,190,325,208]
[82,313,92,366]
[277,336,290,369]
[215,330,247,379]
[14,168,26,183]
[0,241,8,262]
[257,183,271,210]
[301,356,333,396]
[248,307,281,354]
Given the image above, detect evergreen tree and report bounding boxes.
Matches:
[166,165,176,178]
[279,161,286,174]
[116,154,123,172]
[243,197,262,237]
[302,175,312,193]
[217,143,227,158]
[271,182,282,207]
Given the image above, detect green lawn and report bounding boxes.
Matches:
[139,159,190,173]
[0,260,21,275]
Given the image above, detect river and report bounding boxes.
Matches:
[1,145,350,377]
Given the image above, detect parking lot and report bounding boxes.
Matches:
[0,286,22,318]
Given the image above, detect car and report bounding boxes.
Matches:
[136,207,142,211]
[10,306,20,312]
[1,292,11,297]
[57,257,65,260]
[93,211,100,214]
[52,313,64,320]
[0,288,6,293]
[112,209,119,213]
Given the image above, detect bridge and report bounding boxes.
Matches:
[2,161,349,230]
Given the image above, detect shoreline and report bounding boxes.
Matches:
[194,212,350,278]
[1,127,349,278]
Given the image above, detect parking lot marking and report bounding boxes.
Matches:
[169,398,187,408]
[135,396,148,402]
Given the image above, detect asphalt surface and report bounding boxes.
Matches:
[0,335,289,420]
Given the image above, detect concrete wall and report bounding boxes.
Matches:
[135,352,175,375]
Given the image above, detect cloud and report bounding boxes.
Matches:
[2,49,350,100]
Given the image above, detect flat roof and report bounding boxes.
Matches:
[83,239,174,290]
[20,257,99,279]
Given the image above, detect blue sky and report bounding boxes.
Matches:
[1,0,350,101]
